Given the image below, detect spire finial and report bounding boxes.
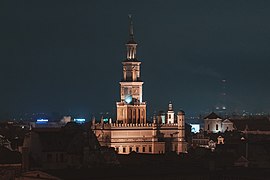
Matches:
[128,14,134,40]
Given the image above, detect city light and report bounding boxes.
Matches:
[36,119,48,124]
[190,124,200,133]
[74,118,86,123]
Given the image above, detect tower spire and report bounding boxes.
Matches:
[128,14,134,41]
[126,15,137,60]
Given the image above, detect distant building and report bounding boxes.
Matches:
[222,119,234,132]
[217,136,224,144]
[204,112,234,133]
[92,17,187,155]
[192,131,210,148]
[230,116,270,135]
[204,112,223,133]
[22,123,116,170]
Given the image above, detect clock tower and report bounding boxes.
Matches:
[116,16,146,124]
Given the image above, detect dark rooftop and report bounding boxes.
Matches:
[204,112,222,120]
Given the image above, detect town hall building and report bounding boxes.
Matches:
[92,16,187,154]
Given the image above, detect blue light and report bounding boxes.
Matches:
[190,124,200,133]
[74,118,86,123]
[125,95,132,104]
[36,119,48,124]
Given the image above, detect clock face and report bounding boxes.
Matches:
[124,95,132,104]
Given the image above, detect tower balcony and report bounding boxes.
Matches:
[121,78,143,82]
[117,101,146,106]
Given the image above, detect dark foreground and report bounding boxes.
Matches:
[47,153,270,180]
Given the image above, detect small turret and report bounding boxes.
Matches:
[167,101,174,124]
[176,110,186,154]
[177,110,185,128]
[168,101,173,111]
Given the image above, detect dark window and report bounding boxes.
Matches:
[149,146,152,152]
[47,153,52,162]
[60,153,64,162]
[136,147,139,152]
[169,114,171,119]
[116,147,119,152]
[207,124,210,130]
[142,147,145,152]
[123,147,126,153]
[129,147,132,153]
[216,124,218,130]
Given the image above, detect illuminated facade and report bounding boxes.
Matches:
[92,16,187,154]
[116,16,146,124]
[204,112,234,133]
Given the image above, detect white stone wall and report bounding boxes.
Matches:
[204,119,222,133]
[222,120,234,132]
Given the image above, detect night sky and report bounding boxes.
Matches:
[1,1,270,118]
